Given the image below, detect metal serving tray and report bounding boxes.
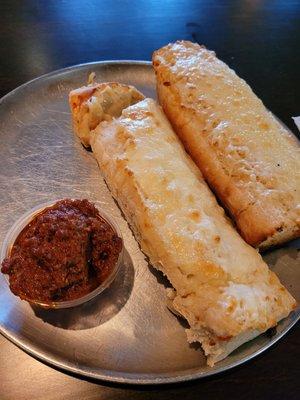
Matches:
[0,61,299,384]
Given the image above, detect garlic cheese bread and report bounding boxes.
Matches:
[153,41,300,248]
[69,85,296,366]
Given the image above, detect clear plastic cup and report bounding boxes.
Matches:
[0,200,124,309]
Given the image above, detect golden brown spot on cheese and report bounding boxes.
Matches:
[115,158,128,169]
[201,261,228,285]
[116,127,130,141]
[124,138,136,152]
[189,210,200,221]
[186,274,195,279]
[214,235,221,243]
[227,304,235,313]
[269,273,278,285]
[259,122,269,130]
[217,335,232,341]
[188,194,194,204]
[125,167,133,177]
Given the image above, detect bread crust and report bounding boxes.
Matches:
[69,82,144,147]
[153,41,300,248]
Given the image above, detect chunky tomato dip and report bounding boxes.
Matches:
[1,199,122,302]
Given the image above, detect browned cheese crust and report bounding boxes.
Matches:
[153,41,300,248]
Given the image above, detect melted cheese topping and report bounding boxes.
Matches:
[153,41,300,245]
[92,98,295,338]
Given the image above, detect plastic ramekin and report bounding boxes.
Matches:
[0,199,124,309]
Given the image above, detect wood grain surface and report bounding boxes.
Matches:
[0,0,299,399]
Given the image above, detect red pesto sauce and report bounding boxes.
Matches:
[1,199,122,303]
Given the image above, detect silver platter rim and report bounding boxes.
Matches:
[0,310,299,385]
[0,60,152,104]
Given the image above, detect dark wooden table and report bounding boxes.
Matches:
[1,1,299,399]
